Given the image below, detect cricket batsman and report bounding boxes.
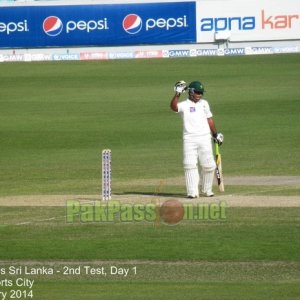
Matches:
[170,80,223,198]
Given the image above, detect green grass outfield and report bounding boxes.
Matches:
[0,54,299,196]
[0,206,300,299]
[0,54,299,299]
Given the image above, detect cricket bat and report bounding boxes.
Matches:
[215,143,225,192]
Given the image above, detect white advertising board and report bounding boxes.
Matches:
[196,0,300,43]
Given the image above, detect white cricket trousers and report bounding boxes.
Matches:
[183,134,216,197]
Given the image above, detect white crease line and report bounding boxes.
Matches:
[1,202,96,227]
[14,215,66,226]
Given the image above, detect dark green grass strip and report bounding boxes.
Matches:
[0,207,299,261]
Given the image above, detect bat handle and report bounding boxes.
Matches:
[215,142,220,156]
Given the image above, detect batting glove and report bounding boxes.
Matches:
[213,133,224,145]
[174,80,187,95]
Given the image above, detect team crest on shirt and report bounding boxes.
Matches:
[190,107,196,112]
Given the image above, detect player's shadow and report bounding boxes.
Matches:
[115,192,184,198]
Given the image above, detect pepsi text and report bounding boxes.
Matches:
[145,15,188,31]
[66,18,109,33]
[0,20,29,35]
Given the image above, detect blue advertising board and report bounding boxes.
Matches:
[0,2,196,48]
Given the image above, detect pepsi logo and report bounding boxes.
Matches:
[122,14,142,34]
[43,16,63,37]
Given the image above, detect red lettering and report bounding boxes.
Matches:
[287,15,299,28]
[262,10,299,29]
[262,9,273,29]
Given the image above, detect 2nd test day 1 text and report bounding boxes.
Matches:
[1,265,136,277]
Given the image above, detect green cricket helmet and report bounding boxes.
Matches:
[188,81,205,95]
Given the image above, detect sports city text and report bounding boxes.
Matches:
[66,200,227,224]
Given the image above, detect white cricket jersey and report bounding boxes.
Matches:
[177,98,212,139]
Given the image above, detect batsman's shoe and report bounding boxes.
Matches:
[200,191,214,197]
[187,194,198,199]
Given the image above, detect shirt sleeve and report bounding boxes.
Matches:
[203,100,213,118]
[177,101,185,114]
